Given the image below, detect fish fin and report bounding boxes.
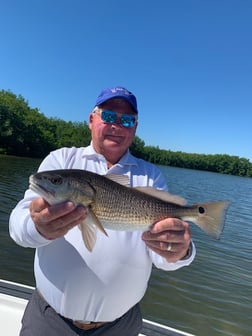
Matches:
[105,174,130,187]
[79,216,97,252]
[135,187,187,205]
[79,210,108,252]
[88,209,108,237]
[183,201,230,239]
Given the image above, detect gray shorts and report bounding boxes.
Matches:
[19,289,143,336]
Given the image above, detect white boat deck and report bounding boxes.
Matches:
[0,293,27,335]
[0,280,194,336]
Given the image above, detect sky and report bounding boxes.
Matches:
[1,0,252,162]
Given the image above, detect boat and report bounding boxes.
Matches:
[0,279,195,336]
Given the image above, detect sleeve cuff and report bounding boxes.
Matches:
[150,240,196,271]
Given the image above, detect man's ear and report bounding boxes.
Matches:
[89,113,93,130]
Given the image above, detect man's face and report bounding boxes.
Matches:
[89,98,138,163]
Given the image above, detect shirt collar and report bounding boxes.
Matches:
[82,142,138,167]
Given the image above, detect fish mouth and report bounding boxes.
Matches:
[29,176,55,199]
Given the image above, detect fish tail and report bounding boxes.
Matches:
[189,201,230,239]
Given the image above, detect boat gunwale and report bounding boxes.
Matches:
[0,279,195,336]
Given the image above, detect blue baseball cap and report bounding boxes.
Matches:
[95,86,138,113]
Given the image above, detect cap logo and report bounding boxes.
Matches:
[111,87,130,96]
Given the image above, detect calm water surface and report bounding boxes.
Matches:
[0,155,251,336]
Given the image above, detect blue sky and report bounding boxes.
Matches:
[1,0,252,162]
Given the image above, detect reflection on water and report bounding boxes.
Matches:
[1,156,252,335]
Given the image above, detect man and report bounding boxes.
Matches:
[9,86,195,336]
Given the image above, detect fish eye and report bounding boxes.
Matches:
[198,206,205,214]
[50,176,63,185]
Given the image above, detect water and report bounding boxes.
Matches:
[0,155,251,336]
[0,155,41,284]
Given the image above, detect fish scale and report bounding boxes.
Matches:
[93,187,201,229]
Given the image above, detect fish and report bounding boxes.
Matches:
[29,169,230,252]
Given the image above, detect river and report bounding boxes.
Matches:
[0,155,251,335]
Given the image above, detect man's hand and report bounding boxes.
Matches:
[29,198,88,240]
[142,218,191,262]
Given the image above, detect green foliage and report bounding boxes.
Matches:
[130,145,252,177]
[0,90,91,157]
[130,136,145,159]
[50,118,91,148]
[1,89,251,177]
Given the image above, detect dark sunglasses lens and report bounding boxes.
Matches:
[100,110,136,128]
[101,110,117,124]
[121,115,136,128]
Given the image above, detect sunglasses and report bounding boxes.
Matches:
[97,109,137,128]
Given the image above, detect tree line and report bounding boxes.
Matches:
[1,89,252,177]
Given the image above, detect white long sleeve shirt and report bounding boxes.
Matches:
[9,144,195,322]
